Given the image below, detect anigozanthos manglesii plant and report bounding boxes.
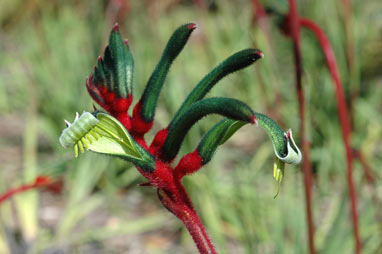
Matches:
[0,23,301,254]
[69,23,301,253]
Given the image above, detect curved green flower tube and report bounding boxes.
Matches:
[197,112,302,197]
[254,113,302,165]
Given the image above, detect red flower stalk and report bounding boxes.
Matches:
[299,18,361,254]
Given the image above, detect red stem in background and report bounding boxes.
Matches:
[287,1,316,254]
[300,18,361,254]
[0,176,56,203]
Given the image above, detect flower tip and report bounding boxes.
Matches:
[123,39,129,45]
[276,129,302,165]
[257,50,264,58]
[188,23,197,30]
[97,56,102,62]
[250,115,257,125]
[113,23,119,31]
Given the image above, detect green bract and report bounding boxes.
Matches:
[87,112,141,159]
[59,111,155,172]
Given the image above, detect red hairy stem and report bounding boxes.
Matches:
[137,153,215,254]
[129,99,155,149]
[286,1,316,253]
[149,128,169,156]
[0,176,56,203]
[300,18,361,254]
[112,96,133,130]
[158,189,217,254]
[130,99,154,136]
[174,150,203,179]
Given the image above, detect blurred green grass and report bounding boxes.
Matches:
[0,0,381,253]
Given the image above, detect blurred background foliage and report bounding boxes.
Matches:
[0,0,381,253]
